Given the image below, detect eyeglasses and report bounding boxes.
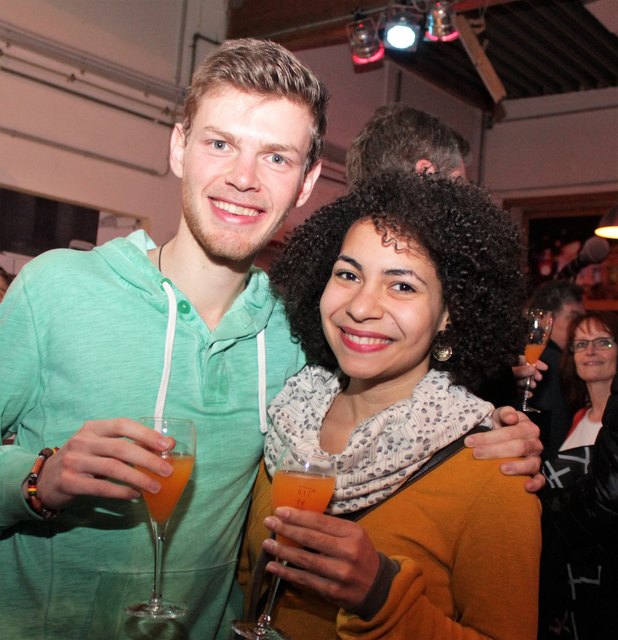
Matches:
[571,337,615,353]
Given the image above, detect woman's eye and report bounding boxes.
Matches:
[392,282,415,293]
[335,270,358,282]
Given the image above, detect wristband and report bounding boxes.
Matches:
[26,447,60,520]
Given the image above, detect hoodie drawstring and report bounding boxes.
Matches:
[154,279,268,434]
[154,280,177,423]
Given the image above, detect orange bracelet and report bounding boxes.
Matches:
[26,447,60,520]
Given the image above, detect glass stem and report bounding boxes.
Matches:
[522,375,531,411]
[256,562,285,630]
[150,519,168,606]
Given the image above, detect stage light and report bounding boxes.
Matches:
[383,11,422,51]
[347,17,385,66]
[426,1,459,42]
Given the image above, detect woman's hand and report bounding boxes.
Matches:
[261,507,381,611]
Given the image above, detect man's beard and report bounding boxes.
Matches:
[181,186,274,265]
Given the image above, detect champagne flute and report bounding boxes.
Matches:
[126,417,196,619]
[520,309,553,413]
[232,444,336,640]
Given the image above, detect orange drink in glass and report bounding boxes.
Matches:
[138,452,195,524]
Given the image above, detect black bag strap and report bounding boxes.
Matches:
[340,423,490,522]
[245,424,489,620]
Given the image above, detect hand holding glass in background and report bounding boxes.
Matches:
[520,309,553,413]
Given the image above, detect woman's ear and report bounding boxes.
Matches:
[439,310,451,333]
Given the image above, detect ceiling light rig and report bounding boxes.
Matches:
[346,2,459,67]
[426,1,460,42]
[346,16,385,65]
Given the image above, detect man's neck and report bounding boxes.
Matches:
[148,235,252,330]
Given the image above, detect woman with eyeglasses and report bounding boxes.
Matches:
[538,310,618,640]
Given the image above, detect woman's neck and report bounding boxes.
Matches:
[587,379,611,422]
[320,372,425,454]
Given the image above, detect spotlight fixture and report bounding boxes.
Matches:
[382,8,422,51]
[347,16,385,65]
[595,205,618,239]
[426,1,459,42]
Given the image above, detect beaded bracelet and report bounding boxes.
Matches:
[26,447,60,520]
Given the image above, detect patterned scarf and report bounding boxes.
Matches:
[264,366,494,515]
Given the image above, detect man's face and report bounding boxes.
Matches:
[170,86,321,265]
[551,301,586,350]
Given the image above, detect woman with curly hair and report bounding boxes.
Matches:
[539,311,618,639]
[237,172,541,639]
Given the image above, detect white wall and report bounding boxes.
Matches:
[0,0,224,246]
[483,88,618,201]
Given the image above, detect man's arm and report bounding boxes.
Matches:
[465,407,544,492]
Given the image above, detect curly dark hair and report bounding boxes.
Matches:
[560,311,618,411]
[270,171,527,393]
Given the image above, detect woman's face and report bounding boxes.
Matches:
[572,319,617,385]
[319,220,449,391]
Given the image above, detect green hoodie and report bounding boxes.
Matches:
[0,231,304,639]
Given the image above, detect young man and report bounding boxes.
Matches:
[0,40,538,639]
[0,39,326,640]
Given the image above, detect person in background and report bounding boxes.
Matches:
[239,172,541,639]
[0,265,14,302]
[517,280,585,458]
[0,40,540,640]
[539,311,618,639]
[345,103,469,186]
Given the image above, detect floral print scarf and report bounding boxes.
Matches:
[264,366,494,515]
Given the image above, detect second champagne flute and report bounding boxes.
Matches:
[520,308,553,413]
[232,444,336,640]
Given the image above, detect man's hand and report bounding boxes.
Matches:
[466,407,545,493]
[261,507,381,611]
[30,418,174,511]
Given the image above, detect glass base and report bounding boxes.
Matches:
[125,600,186,620]
[231,620,291,640]
[522,405,541,414]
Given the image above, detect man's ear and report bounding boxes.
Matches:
[294,161,322,208]
[169,123,186,179]
[415,159,438,175]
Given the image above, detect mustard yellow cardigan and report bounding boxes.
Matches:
[238,449,541,639]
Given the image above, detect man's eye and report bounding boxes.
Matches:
[270,154,286,165]
[211,140,227,150]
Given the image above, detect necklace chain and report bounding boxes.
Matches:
[158,241,168,273]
